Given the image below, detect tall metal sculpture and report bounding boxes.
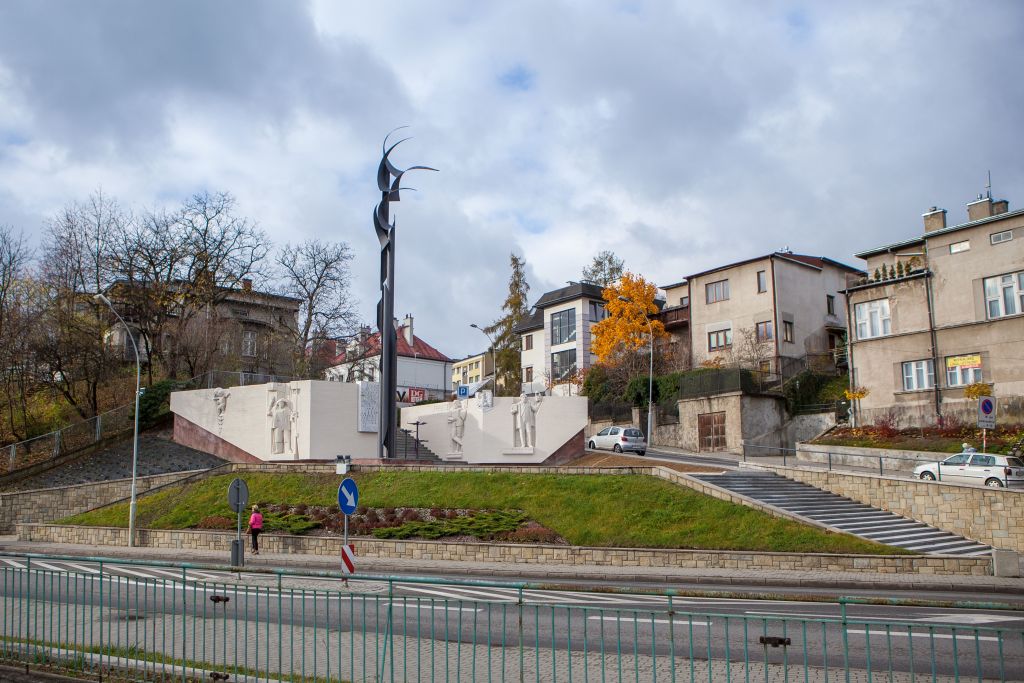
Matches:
[373,129,436,459]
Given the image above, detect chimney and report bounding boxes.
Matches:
[241,278,253,292]
[401,313,414,346]
[967,194,993,222]
[993,198,1009,215]
[923,206,946,232]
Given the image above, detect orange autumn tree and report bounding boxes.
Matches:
[591,272,667,363]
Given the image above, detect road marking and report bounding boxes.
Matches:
[0,559,26,569]
[523,589,668,605]
[746,611,839,619]
[390,602,481,613]
[588,616,711,627]
[30,561,68,573]
[402,584,518,603]
[845,629,999,642]
[107,565,162,579]
[64,563,100,574]
[399,585,501,602]
[912,614,1024,625]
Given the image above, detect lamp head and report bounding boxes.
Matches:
[470,323,479,329]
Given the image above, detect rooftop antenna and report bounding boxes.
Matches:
[986,170,992,199]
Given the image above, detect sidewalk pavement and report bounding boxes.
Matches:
[3,535,1022,600]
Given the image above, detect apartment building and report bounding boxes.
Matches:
[514,281,610,395]
[684,253,861,371]
[324,315,453,403]
[846,193,1024,424]
[451,351,494,390]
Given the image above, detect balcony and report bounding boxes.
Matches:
[656,305,689,330]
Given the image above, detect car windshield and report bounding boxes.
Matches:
[624,429,643,438]
[1008,457,1024,468]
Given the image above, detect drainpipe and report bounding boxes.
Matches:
[769,256,780,367]
[843,286,856,427]
[923,255,943,425]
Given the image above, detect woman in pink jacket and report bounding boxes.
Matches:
[247,505,263,555]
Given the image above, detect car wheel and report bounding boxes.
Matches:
[613,444,622,453]
[588,441,596,450]
[985,478,1005,488]
[638,451,646,457]
[919,472,936,481]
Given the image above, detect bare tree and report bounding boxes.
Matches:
[276,239,357,377]
[582,250,625,288]
[0,227,35,439]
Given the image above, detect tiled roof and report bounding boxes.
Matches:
[331,327,452,364]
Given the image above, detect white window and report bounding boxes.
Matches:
[945,354,983,387]
[756,270,767,293]
[826,294,835,316]
[902,359,935,392]
[991,230,1013,245]
[854,299,891,339]
[984,271,1024,319]
[782,320,794,343]
[949,240,970,254]
[241,330,257,357]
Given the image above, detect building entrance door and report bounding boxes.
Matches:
[697,411,726,451]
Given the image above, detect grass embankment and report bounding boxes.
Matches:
[63,471,901,555]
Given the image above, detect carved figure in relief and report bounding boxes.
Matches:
[212,388,231,432]
[447,399,467,454]
[267,398,294,455]
[511,393,543,448]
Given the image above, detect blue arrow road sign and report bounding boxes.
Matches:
[338,478,359,515]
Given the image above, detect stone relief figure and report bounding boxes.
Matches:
[447,399,467,454]
[511,393,543,448]
[289,386,301,457]
[211,388,231,433]
[267,397,294,456]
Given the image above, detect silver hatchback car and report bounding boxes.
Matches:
[588,426,647,456]
[913,451,1024,488]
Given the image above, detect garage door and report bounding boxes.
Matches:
[697,411,727,451]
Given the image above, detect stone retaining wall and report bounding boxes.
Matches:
[750,463,1024,553]
[17,523,992,575]
[0,470,207,533]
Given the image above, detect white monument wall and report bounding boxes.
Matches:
[170,380,379,461]
[400,395,588,464]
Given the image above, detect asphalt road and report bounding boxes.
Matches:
[3,557,1022,680]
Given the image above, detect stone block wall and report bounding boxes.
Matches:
[752,463,1024,553]
[18,523,992,575]
[0,470,205,533]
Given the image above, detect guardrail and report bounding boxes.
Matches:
[742,443,1016,487]
[0,551,1021,682]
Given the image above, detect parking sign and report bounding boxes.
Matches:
[977,397,996,430]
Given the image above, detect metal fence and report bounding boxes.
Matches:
[1,552,1021,682]
[589,402,634,423]
[741,442,1021,486]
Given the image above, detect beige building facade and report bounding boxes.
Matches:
[685,253,860,370]
[451,351,493,389]
[846,194,1024,424]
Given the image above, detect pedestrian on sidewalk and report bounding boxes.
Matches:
[248,505,263,555]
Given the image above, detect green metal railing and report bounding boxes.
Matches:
[1,551,1021,682]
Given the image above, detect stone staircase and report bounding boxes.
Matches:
[390,429,445,463]
[691,471,991,556]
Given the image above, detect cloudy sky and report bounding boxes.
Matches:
[1,1,1021,359]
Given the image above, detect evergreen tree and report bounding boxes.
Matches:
[582,250,625,287]
[486,253,530,396]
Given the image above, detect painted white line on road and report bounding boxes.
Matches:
[522,589,668,606]
[0,559,26,569]
[107,565,162,579]
[745,611,839,619]
[30,561,68,573]
[400,584,517,603]
[913,613,1024,625]
[398,584,501,602]
[389,601,481,613]
[846,629,999,642]
[588,616,711,627]
[64,563,100,574]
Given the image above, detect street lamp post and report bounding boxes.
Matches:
[618,296,654,447]
[95,293,141,548]
[469,323,497,389]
